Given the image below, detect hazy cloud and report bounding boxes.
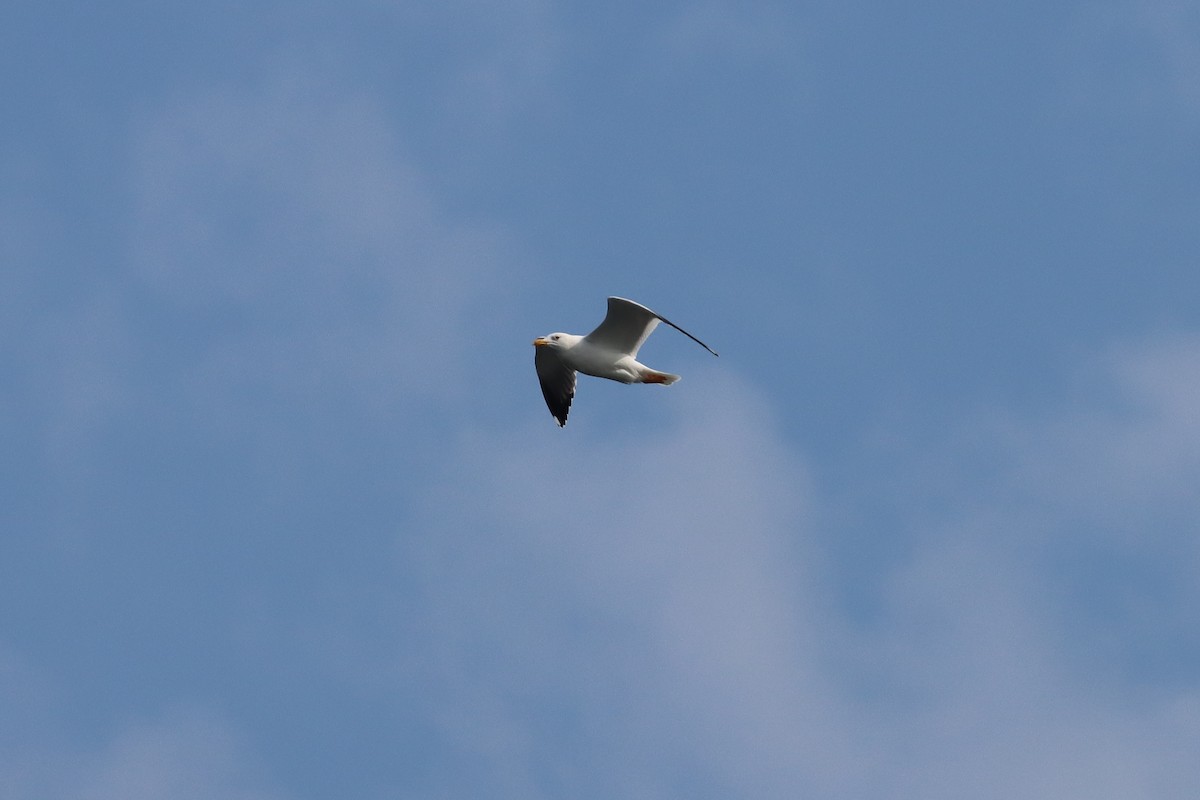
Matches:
[0,648,281,800]
[75,706,282,800]
[396,337,1200,798]
[1061,0,1200,120]
[129,72,509,396]
[404,371,841,796]
[661,1,801,63]
[5,5,1198,798]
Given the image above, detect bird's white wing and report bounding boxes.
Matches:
[585,296,718,358]
[583,297,660,357]
[535,346,577,427]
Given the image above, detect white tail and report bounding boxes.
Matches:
[641,370,680,385]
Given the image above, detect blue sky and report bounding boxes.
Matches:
[3,1,1200,797]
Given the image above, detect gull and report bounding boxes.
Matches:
[532,296,718,427]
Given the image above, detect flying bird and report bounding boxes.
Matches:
[532,296,718,427]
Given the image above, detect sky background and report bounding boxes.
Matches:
[3,1,1200,797]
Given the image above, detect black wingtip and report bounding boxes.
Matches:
[660,315,719,357]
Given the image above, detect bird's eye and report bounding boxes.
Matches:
[552,335,560,340]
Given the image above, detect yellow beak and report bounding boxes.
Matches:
[532,338,549,347]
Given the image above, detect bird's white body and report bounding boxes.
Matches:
[549,334,679,385]
[533,297,716,426]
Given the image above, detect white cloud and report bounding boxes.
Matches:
[75,706,282,800]
[396,337,1200,798]
[128,71,512,411]
[661,1,802,64]
[9,14,1199,793]
[998,334,1200,530]
[8,63,523,552]
[404,372,857,796]
[0,647,282,800]
[860,528,1199,798]
[1061,0,1200,120]
[847,333,1200,797]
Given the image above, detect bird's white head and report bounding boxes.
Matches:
[532,332,574,349]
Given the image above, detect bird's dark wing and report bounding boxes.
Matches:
[584,296,719,358]
[535,346,577,427]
